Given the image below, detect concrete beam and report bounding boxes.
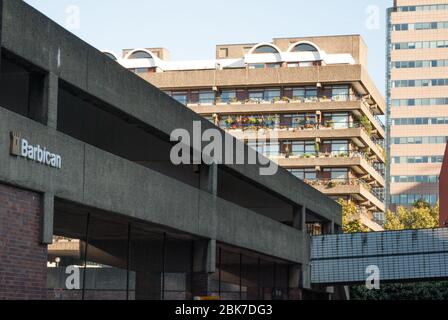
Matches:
[41,192,54,244]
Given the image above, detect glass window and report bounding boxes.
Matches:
[264,88,281,101]
[248,64,265,69]
[252,45,279,54]
[292,44,318,52]
[172,92,187,105]
[198,91,215,105]
[331,86,349,101]
[128,51,153,59]
[221,90,236,103]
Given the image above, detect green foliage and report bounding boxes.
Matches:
[351,281,448,300]
[360,115,373,137]
[338,199,369,233]
[384,200,439,230]
[350,200,442,300]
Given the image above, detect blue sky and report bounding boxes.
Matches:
[24,0,391,94]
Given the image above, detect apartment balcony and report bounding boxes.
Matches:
[304,178,385,213]
[189,95,385,137]
[224,123,385,163]
[144,64,386,113]
[274,152,385,186]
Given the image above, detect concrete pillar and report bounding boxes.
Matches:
[45,73,59,129]
[191,239,216,297]
[292,205,306,230]
[288,264,302,300]
[199,163,217,196]
[41,192,54,244]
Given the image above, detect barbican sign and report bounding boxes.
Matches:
[9,131,62,169]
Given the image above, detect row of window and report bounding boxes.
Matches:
[392,79,448,88]
[392,60,448,69]
[390,194,438,205]
[391,175,439,183]
[392,117,448,125]
[165,86,351,105]
[392,40,448,50]
[391,156,444,164]
[288,168,349,181]
[392,21,448,31]
[391,98,448,107]
[248,61,321,69]
[391,136,447,145]
[397,4,448,12]
[248,140,350,157]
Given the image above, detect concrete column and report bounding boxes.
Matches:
[45,73,59,129]
[288,264,302,300]
[41,192,54,244]
[199,163,217,196]
[292,206,305,230]
[191,239,216,297]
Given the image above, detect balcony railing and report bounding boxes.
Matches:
[188,93,361,106]
[302,178,385,203]
[276,151,384,178]
[220,119,383,149]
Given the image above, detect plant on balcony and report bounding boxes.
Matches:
[282,96,290,102]
[225,116,234,128]
[326,180,338,188]
[292,96,303,103]
[320,96,331,102]
[324,120,334,128]
[273,97,281,103]
[315,142,320,153]
[230,97,239,104]
[360,115,373,137]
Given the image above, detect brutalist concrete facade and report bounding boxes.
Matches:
[0,0,341,300]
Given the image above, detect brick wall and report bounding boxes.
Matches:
[0,183,48,299]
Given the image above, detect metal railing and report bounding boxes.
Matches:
[302,178,385,203]
[189,93,361,105]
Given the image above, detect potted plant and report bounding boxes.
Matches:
[282,96,290,103]
[225,116,233,128]
[324,120,334,128]
[273,96,281,104]
[230,97,240,105]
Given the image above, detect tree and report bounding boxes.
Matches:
[338,199,369,233]
[384,199,439,230]
[351,200,446,300]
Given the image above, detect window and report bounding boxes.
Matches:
[128,51,153,59]
[248,64,265,69]
[284,140,316,156]
[331,86,349,101]
[288,168,316,181]
[264,88,281,101]
[134,68,148,74]
[218,48,229,58]
[198,90,215,105]
[104,52,117,60]
[291,44,318,52]
[322,168,348,181]
[321,140,349,155]
[220,90,236,103]
[252,45,279,54]
[322,113,349,129]
[248,141,279,157]
[172,92,187,105]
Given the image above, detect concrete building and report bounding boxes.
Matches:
[0,0,343,300]
[387,0,448,210]
[111,36,386,230]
